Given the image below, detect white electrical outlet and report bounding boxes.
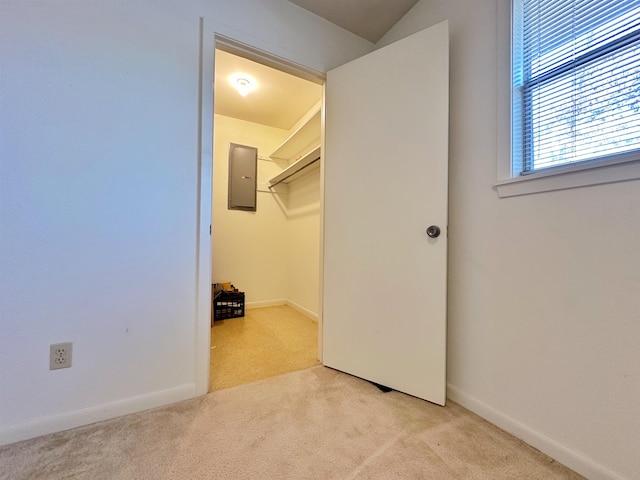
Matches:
[50,342,73,370]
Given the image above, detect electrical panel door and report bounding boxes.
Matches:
[228,143,257,211]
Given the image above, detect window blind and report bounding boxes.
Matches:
[514,0,640,174]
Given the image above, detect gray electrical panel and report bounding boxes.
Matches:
[228,143,257,211]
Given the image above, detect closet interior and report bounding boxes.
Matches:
[210,49,323,391]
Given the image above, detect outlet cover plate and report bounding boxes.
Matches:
[50,342,73,370]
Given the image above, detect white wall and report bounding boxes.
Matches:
[286,169,321,318]
[381,2,640,479]
[0,0,372,444]
[212,114,289,305]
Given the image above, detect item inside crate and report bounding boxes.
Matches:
[213,283,245,321]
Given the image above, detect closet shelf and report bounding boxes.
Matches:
[268,146,321,187]
[269,101,321,162]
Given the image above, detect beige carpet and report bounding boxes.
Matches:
[1,366,585,480]
[210,305,320,391]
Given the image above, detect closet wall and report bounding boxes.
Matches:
[286,166,321,319]
[212,114,290,305]
[212,113,321,318]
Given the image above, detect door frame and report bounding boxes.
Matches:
[195,24,327,395]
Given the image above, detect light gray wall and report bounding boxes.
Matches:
[0,0,372,444]
[380,1,640,479]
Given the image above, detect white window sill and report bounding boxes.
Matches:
[495,154,640,198]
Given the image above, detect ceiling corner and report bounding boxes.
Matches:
[288,0,419,43]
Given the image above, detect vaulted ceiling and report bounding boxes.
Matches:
[288,0,419,43]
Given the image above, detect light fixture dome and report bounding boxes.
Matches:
[230,74,257,97]
[236,78,251,96]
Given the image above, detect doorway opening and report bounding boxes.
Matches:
[209,46,324,392]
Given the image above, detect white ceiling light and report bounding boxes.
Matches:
[230,74,257,97]
[235,78,251,96]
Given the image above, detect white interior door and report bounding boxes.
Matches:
[323,21,449,405]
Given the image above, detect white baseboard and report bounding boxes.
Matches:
[244,298,318,321]
[0,383,196,446]
[447,383,627,480]
[245,299,286,309]
[286,300,318,322]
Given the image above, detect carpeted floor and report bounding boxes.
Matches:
[0,366,585,480]
[210,305,320,391]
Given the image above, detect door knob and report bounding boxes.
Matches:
[426,225,441,238]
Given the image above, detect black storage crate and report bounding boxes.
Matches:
[213,291,245,321]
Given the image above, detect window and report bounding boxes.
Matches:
[512,0,640,176]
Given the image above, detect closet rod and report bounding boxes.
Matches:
[269,155,320,187]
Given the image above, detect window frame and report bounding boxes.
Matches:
[495,0,640,198]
